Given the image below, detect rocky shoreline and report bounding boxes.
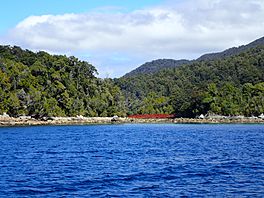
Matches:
[0,116,264,127]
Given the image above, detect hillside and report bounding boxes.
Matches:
[125,36,264,77]
[0,45,126,117]
[124,59,190,77]
[1,36,264,118]
[197,36,264,61]
[116,45,264,117]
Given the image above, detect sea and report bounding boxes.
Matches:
[0,124,263,197]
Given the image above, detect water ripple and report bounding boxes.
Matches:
[0,124,264,197]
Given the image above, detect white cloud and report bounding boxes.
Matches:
[3,0,264,77]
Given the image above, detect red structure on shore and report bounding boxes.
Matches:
[128,114,175,119]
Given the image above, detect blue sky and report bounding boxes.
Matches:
[0,0,263,77]
[0,0,163,33]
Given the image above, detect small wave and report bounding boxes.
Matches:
[132,184,159,191]
[14,188,49,195]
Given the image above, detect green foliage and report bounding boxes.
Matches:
[202,82,264,116]
[0,46,126,117]
[117,46,264,117]
[1,44,264,118]
[125,59,190,77]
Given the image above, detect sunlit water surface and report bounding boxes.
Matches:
[0,124,264,197]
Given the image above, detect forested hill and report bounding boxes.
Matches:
[1,38,264,118]
[197,36,264,61]
[116,45,264,117]
[0,45,126,117]
[124,59,190,77]
[125,36,264,77]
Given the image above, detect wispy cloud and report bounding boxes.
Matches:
[3,0,264,77]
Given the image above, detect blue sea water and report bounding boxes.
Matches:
[0,124,264,197]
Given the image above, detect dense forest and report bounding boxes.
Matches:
[116,46,264,117]
[0,46,126,117]
[0,38,264,118]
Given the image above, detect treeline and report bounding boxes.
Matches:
[202,82,264,117]
[0,46,126,117]
[116,46,264,117]
[124,59,190,77]
[0,45,263,118]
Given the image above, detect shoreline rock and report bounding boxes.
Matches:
[0,116,264,127]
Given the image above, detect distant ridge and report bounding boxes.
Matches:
[197,36,264,61]
[124,59,190,77]
[124,36,264,77]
